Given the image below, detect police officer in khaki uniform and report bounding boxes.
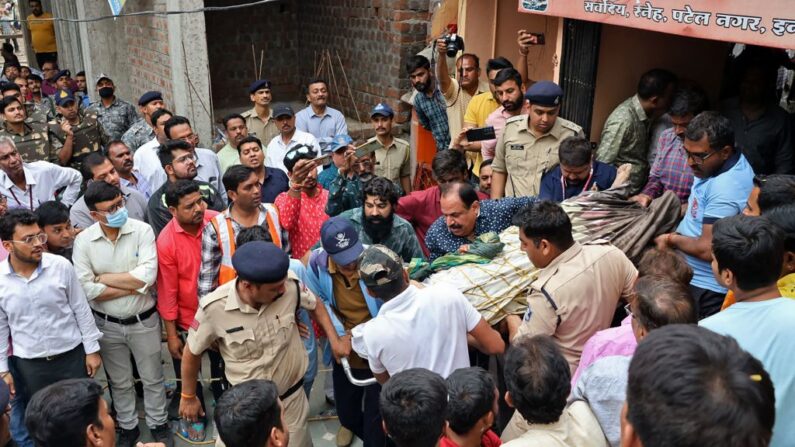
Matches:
[179,241,341,447]
[491,81,583,198]
[0,95,64,163]
[368,102,412,195]
[500,200,637,441]
[52,89,110,171]
[242,79,280,145]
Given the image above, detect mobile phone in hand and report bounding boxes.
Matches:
[466,126,497,142]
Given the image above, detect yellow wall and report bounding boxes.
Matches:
[590,24,731,141]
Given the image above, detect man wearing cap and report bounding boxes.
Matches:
[0,95,63,163]
[367,103,411,195]
[180,241,342,447]
[303,216,389,447]
[317,134,352,190]
[241,79,280,145]
[326,141,379,217]
[275,145,330,260]
[49,69,72,94]
[87,74,138,141]
[295,79,348,140]
[491,81,583,199]
[121,91,165,152]
[352,245,504,380]
[265,104,319,175]
[52,89,109,171]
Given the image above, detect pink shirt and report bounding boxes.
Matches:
[274,187,329,259]
[0,242,7,261]
[481,106,515,160]
[570,316,637,387]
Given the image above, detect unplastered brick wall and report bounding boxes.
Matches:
[205,0,300,111]
[123,0,174,107]
[295,0,431,121]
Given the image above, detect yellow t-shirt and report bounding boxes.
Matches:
[27,12,58,53]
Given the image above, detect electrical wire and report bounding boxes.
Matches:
[7,0,279,24]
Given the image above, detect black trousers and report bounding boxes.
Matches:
[9,344,86,404]
[171,347,227,413]
[690,284,726,320]
[331,362,387,447]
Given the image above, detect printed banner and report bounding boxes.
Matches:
[519,0,795,49]
[107,0,127,16]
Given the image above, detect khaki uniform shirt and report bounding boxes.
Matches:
[53,110,110,171]
[187,271,316,392]
[515,242,637,373]
[0,120,62,163]
[370,136,411,185]
[493,115,583,197]
[242,107,279,145]
[501,401,609,447]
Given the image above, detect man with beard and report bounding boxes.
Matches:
[295,79,348,140]
[266,104,319,175]
[237,135,289,204]
[35,200,75,262]
[653,112,754,319]
[459,57,514,162]
[197,165,289,298]
[338,176,423,263]
[147,140,226,236]
[632,87,708,206]
[426,181,534,261]
[491,81,583,198]
[52,89,109,171]
[539,136,616,202]
[87,74,138,141]
[217,113,247,174]
[242,79,280,146]
[107,140,152,199]
[26,0,57,69]
[476,68,525,160]
[26,74,54,119]
[121,91,165,153]
[74,71,91,109]
[163,115,226,197]
[69,152,149,229]
[407,55,450,152]
[366,103,411,195]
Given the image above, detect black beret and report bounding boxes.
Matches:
[248,79,272,94]
[138,91,163,106]
[524,81,563,107]
[232,241,289,284]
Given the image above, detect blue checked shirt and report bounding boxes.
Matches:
[414,88,450,151]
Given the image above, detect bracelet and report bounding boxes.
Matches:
[167,335,180,340]
[180,392,196,399]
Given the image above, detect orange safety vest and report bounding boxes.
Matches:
[209,204,282,286]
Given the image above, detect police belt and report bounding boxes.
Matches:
[280,378,304,401]
[93,306,158,326]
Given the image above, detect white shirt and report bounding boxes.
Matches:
[0,253,103,370]
[133,140,227,200]
[72,218,158,318]
[266,129,319,174]
[0,161,82,210]
[352,283,482,378]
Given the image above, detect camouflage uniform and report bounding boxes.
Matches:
[25,102,52,124]
[325,173,363,217]
[339,206,424,262]
[87,97,139,141]
[0,120,62,163]
[52,109,110,171]
[121,118,155,152]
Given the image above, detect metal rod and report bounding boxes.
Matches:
[341,357,377,387]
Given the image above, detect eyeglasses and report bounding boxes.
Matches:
[684,149,717,165]
[173,152,198,165]
[11,233,47,246]
[96,197,126,215]
[624,303,634,319]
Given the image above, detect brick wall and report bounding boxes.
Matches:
[296,0,431,120]
[123,1,174,107]
[205,0,300,111]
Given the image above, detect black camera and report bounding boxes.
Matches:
[444,32,465,58]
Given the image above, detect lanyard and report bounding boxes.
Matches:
[9,184,34,210]
[560,166,593,201]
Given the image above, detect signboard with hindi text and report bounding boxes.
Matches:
[518,0,795,49]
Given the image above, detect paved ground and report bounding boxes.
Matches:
[94,344,362,446]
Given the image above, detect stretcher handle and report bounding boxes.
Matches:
[341,357,378,387]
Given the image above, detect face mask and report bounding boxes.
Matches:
[98,87,114,98]
[104,207,128,228]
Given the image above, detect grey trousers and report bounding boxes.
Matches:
[95,311,168,430]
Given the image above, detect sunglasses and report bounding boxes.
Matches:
[284,144,317,164]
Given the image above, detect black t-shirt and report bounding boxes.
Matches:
[147,180,226,236]
[261,167,289,203]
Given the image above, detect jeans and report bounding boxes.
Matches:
[10,396,32,447]
[331,362,386,447]
[95,311,168,430]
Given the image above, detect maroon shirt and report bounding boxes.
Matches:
[397,185,488,257]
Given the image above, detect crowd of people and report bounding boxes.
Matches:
[0,2,794,447]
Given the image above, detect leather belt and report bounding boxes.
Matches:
[93,306,158,326]
[280,378,304,401]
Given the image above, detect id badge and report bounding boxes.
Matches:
[509,144,524,151]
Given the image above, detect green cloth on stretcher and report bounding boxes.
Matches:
[409,232,504,280]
